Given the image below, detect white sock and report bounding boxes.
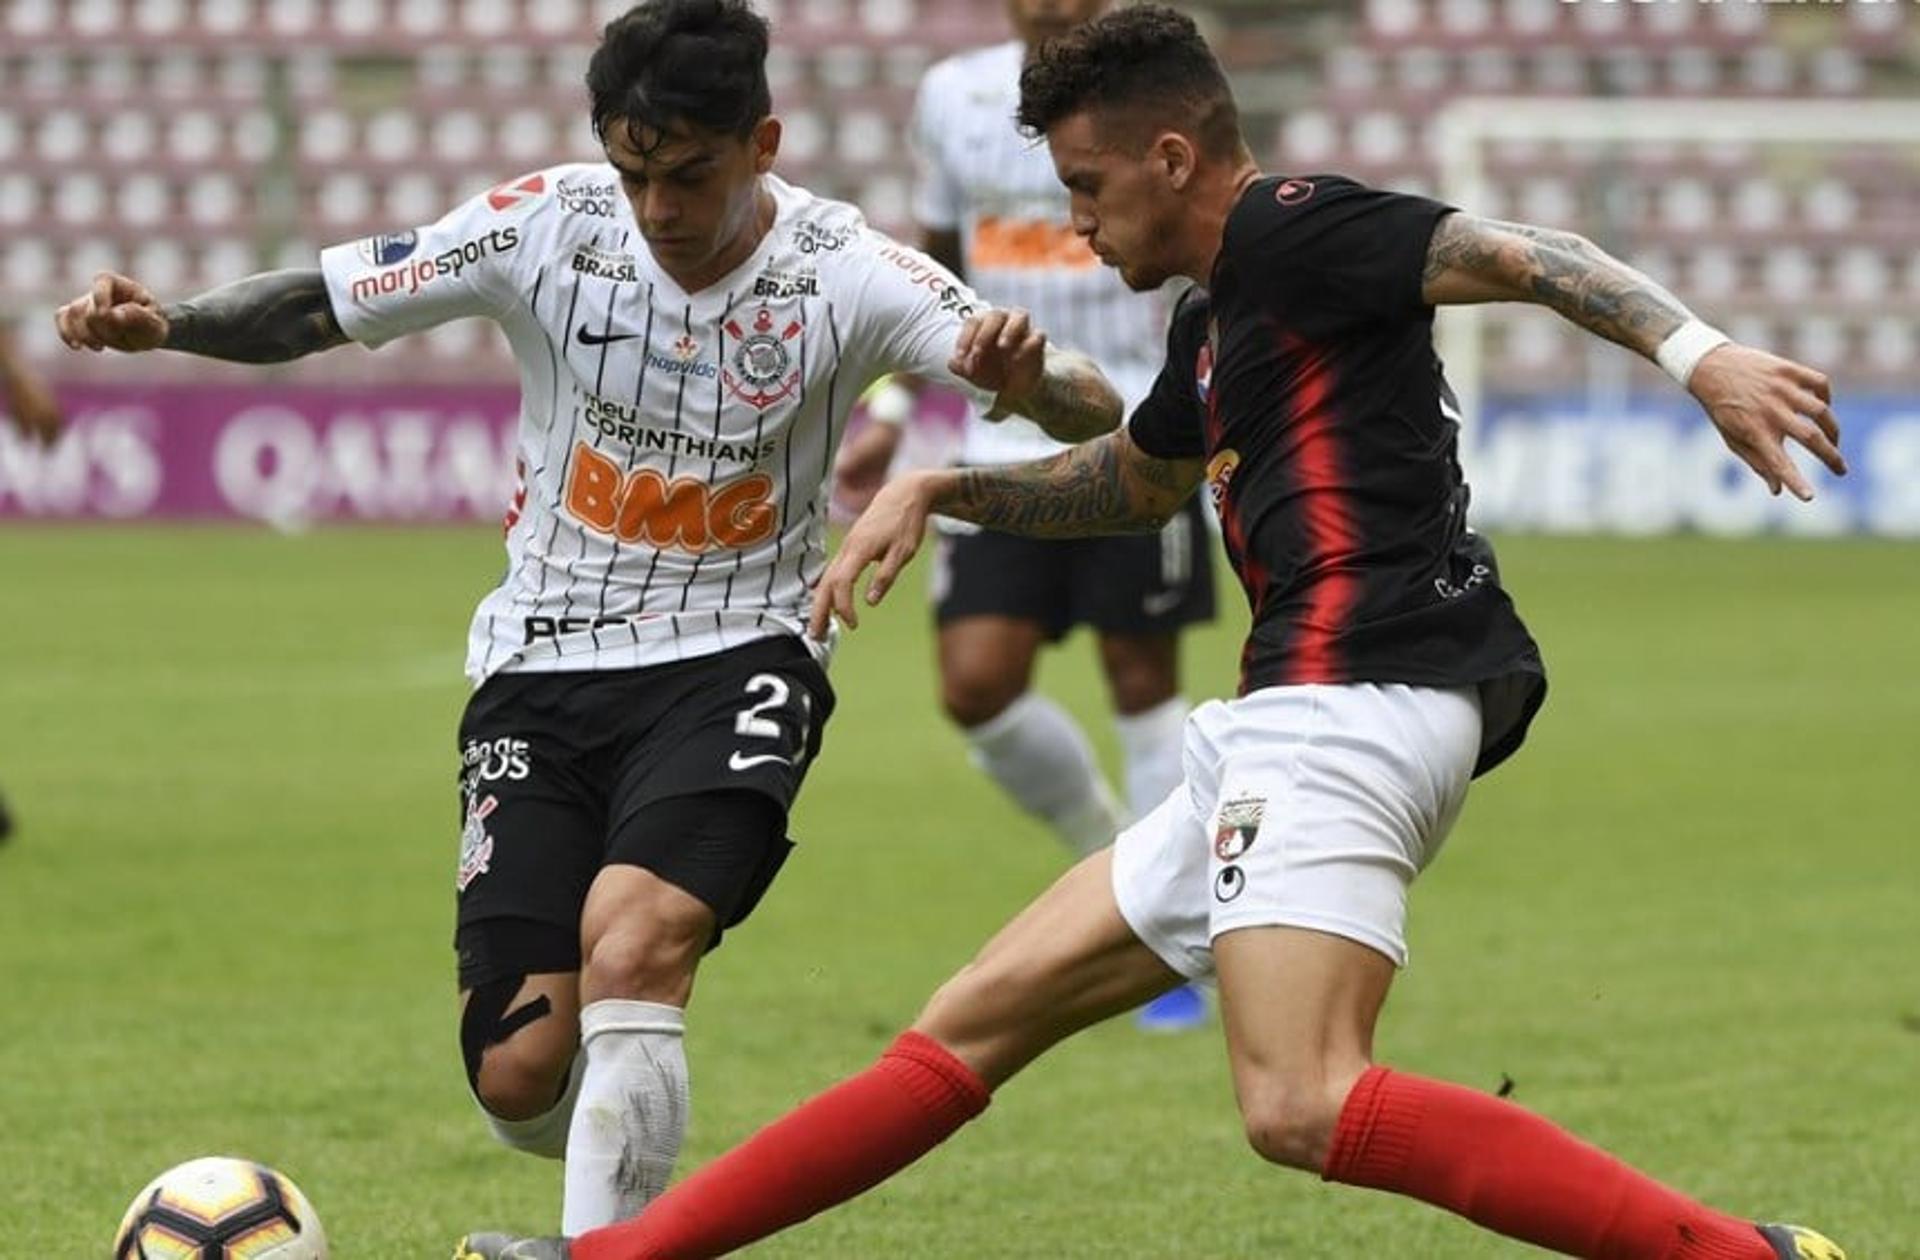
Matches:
[966,692,1126,857]
[1115,695,1189,821]
[560,999,688,1234]
[482,1049,584,1160]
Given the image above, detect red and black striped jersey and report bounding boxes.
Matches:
[1128,175,1545,777]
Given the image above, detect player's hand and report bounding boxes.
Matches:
[1689,343,1844,501]
[832,421,903,514]
[950,308,1045,420]
[810,470,940,638]
[5,374,64,444]
[54,272,169,354]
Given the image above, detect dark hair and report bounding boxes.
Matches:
[1016,4,1241,158]
[587,0,771,152]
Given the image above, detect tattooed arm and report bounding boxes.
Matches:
[55,269,348,363]
[1420,213,1690,358]
[810,429,1202,635]
[1421,213,1847,499]
[949,307,1123,443]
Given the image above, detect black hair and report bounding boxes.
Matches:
[1016,3,1242,158]
[587,0,771,153]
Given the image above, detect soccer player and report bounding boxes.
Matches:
[833,0,1216,1033]
[0,315,65,843]
[52,0,1122,1239]
[459,7,1849,1260]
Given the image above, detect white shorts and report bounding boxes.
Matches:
[1111,682,1482,976]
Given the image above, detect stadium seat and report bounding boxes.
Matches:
[132,238,189,295]
[4,239,56,294]
[462,0,517,40]
[0,112,17,164]
[1685,247,1740,301]
[35,111,90,164]
[100,115,160,165]
[200,0,255,37]
[1864,317,1914,373]
[498,109,558,164]
[120,174,170,228]
[0,173,38,228]
[529,0,586,40]
[318,175,375,230]
[386,172,443,225]
[1730,177,1786,233]
[1833,247,1891,302]
[7,0,58,39]
[366,109,424,164]
[132,0,187,38]
[167,112,225,164]
[185,174,241,227]
[267,0,322,39]
[1762,248,1817,302]
[1801,179,1859,233]
[71,0,124,39]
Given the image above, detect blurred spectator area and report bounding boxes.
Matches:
[2,0,1916,387]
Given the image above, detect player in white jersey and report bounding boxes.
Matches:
[52,0,1123,1239]
[833,0,1216,1031]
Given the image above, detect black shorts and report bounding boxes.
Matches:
[452,636,833,987]
[933,493,1216,640]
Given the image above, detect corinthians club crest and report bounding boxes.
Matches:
[723,307,804,410]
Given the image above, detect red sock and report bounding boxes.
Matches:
[572,1030,990,1260]
[1324,1067,1772,1259]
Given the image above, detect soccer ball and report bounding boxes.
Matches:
[113,1156,328,1259]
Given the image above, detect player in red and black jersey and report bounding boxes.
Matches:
[460,8,1847,1260]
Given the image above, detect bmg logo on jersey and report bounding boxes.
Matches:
[565,441,777,552]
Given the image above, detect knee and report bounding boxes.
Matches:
[474,1035,574,1122]
[1239,1073,1355,1172]
[582,918,704,1005]
[941,672,1025,730]
[1101,649,1177,716]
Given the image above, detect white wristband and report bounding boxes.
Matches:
[1654,318,1730,388]
[862,379,913,426]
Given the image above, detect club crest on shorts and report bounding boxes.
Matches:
[457,792,498,892]
[1213,794,1265,862]
[723,306,804,410]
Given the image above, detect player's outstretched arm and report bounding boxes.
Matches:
[1420,213,1845,499]
[950,307,1122,443]
[811,428,1201,635]
[54,270,349,364]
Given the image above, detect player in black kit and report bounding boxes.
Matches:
[461,8,1847,1259]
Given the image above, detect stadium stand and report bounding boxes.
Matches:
[4,0,1915,388]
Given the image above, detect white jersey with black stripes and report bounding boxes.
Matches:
[319,166,994,684]
[911,39,1166,466]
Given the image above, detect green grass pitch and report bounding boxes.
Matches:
[0,527,1914,1258]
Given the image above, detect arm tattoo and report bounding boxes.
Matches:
[934,431,1203,538]
[1425,214,1691,358]
[1004,347,1123,443]
[162,270,350,363]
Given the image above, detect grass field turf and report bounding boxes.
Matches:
[0,527,1914,1259]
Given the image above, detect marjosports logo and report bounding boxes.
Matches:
[565,441,777,551]
[348,226,520,302]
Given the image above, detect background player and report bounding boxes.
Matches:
[0,314,65,844]
[52,0,1120,1240]
[462,7,1847,1259]
[834,0,1216,1033]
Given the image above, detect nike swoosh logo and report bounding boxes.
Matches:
[576,324,641,347]
[1143,589,1185,616]
[728,750,793,772]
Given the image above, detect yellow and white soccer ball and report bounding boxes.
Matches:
[114,1156,328,1259]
